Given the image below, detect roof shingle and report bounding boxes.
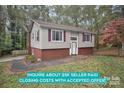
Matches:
[34,20,94,34]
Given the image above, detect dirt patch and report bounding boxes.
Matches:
[3,63,14,74]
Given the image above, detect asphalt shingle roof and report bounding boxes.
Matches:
[34,20,94,34]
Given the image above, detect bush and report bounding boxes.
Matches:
[25,55,37,63]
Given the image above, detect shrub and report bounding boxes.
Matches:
[25,55,37,63]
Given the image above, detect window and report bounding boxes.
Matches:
[70,37,77,40]
[83,33,92,42]
[36,30,40,41]
[51,30,63,42]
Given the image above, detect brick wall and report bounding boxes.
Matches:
[31,47,42,59]
[42,48,69,60]
[31,47,69,60]
[78,47,93,55]
[31,47,93,60]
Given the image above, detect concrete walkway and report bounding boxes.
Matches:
[0,55,25,63]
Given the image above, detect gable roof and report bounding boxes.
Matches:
[33,20,94,34]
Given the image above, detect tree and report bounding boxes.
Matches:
[80,6,117,49]
[100,18,124,49]
[6,5,29,50]
[63,6,83,27]
[100,5,124,48]
[0,6,6,56]
[1,5,123,56]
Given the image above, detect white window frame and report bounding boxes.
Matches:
[51,29,64,42]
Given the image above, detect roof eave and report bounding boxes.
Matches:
[40,25,94,34]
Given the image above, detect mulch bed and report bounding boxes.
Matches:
[10,60,33,73]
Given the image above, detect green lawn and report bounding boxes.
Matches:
[0,56,124,88]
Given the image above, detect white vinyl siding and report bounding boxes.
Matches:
[31,23,42,49]
[41,28,69,49]
[31,22,94,49]
[32,33,34,40]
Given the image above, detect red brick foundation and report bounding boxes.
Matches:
[31,47,93,60]
[31,48,42,59]
[42,48,69,60]
[31,47,69,60]
[78,47,93,55]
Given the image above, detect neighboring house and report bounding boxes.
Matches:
[29,20,95,61]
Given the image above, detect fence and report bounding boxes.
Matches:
[12,50,28,56]
[119,49,124,56]
[94,48,124,56]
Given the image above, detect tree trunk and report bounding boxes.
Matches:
[26,22,34,54]
[0,50,2,57]
[117,42,122,56]
[27,31,31,54]
[96,29,100,50]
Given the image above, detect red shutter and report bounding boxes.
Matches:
[48,29,51,41]
[82,33,84,42]
[91,34,92,42]
[64,30,66,42]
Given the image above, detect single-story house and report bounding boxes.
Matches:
[29,20,95,61]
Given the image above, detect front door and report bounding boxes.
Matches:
[70,42,77,55]
[70,36,78,55]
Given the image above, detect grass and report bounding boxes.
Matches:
[0,55,124,88]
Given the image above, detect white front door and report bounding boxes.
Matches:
[70,36,78,55]
[70,42,77,55]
